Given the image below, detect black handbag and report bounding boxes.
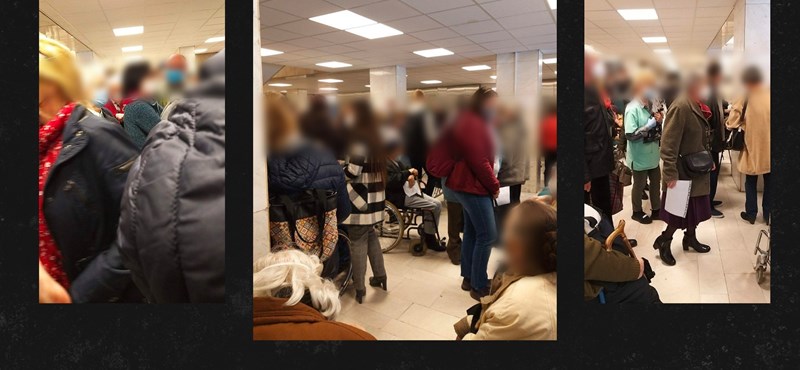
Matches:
[725,99,747,151]
[680,150,714,178]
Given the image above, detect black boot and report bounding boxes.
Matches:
[740,212,756,225]
[651,209,660,221]
[683,233,711,253]
[355,289,366,304]
[369,276,387,291]
[461,278,471,291]
[653,234,676,266]
[424,233,446,252]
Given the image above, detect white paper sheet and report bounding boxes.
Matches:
[665,180,692,218]
[496,186,511,206]
[403,181,421,197]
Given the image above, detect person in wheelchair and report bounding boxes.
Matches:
[384,132,445,253]
[584,204,661,304]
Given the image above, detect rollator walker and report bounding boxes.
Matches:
[753,228,770,284]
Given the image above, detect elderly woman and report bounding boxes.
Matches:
[654,73,713,266]
[624,70,662,224]
[253,250,375,340]
[726,66,771,225]
[38,34,140,302]
[454,200,557,340]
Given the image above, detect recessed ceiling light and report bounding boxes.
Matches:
[261,48,284,57]
[316,61,352,68]
[121,45,142,53]
[318,79,343,83]
[269,83,292,87]
[548,0,557,10]
[319,87,338,91]
[420,80,442,84]
[462,65,492,71]
[413,48,454,58]
[205,36,225,43]
[365,84,371,88]
[113,26,143,37]
[642,36,667,43]
[617,9,658,20]
[310,10,376,30]
[653,49,671,54]
[542,58,557,64]
[490,75,497,79]
[346,23,403,39]
[194,48,208,54]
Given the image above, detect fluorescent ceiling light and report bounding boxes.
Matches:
[113,26,143,37]
[261,48,284,56]
[268,83,292,87]
[316,61,352,68]
[642,36,667,43]
[346,23,403,39]
[365,85,371,88]
[310,10,376,30]
[617,9,658,20]
[121,45,142,53]
[280,90,288,93]
[548,0,557,10]
[653,49,671,54]
[726,37,734,45]
[205,36,225,43]
[462,65,492,71]
[420,80,442,84]
[413,48,454,58]
[318,79,343,83]
[319,87,338,91]
[542,58,557,64]
[194,48,208,54]
[490,75,497,79]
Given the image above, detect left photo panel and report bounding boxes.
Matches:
[38,0,226,303]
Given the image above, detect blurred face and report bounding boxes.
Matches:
[39,79,66,123]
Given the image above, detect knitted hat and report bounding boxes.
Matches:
[39,34,84,103]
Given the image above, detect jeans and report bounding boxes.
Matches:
[709,151,721,205]
[347,225,386,291]
[452,191,497,291]
[745,173,771,218]
[631,166,661,213]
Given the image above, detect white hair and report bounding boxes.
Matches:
[253,250,341,319]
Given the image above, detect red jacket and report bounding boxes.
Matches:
[444,110,500,196]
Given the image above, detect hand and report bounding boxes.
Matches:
[584,182,592,192]
[667,180,677,189]
[493,190,500,199]
[39,262,71,304]
[407,175,415,187]
[637,257,645,279]
[654,112,663,122]
[409,168,418,176]
[712,162,716,171]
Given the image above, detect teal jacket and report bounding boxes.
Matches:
[624,99,660,171]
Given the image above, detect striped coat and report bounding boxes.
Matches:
[342,142,385,226]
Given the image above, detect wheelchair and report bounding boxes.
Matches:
[753,228,770,284]
[374,183,444,254]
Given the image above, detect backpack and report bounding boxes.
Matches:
[426,126,457,178]
[269,189,338,261]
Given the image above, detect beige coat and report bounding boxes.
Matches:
[457,273,557,341]
[726,87,771,175]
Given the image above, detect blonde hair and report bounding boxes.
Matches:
[253,250,341,319]
[265,91,298,151]
[632,69,656,94]
[39,34,86,105]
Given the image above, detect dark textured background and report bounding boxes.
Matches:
[0,0,797,368]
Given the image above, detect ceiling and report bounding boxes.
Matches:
[39,0,225,64]
[585,0,736,65]
[261,0,557,92]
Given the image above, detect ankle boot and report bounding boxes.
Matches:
[369,276,387,291]
[355,289,366,304]
[653,234,676,266]
[683,233,711,253]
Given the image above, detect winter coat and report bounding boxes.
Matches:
[660,93,711,197]
[497,117,530,187]
[584,86,615,182]
[444,110,500,196]
[386,158,412,208]
[726,87,770,175]
[41,104,142,303]
[268,139,351,222]
[118,50,226,303]
[253,297,376,340]
[584,234,640,300]
[123,98,163,150]
[624,99,660,171]
[708,89,726,152]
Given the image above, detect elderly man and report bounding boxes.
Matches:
[158,53,190,119]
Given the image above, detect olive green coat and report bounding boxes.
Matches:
[660,94,711,197]
[584,235,640,301]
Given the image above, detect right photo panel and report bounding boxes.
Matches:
[583,0,770,304]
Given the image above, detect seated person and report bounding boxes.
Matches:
[385,133,445,252]
[454,199,557,340]
[253,249,375,340]
[584,204,661,304]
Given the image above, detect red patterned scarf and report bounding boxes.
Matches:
[696,99,712,120]
[39,103,76,288]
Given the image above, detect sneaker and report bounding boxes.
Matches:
[631,211,652,224]
[710,208,724,218]
[712,200,723,206]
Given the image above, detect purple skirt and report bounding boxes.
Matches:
[659,192,711,229]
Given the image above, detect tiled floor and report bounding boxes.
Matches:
[611,157,770,303]
[337,204,505,340]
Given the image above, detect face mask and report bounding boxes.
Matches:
[165,69,184,85]
[643,89,655,101]
[94,88,109,106]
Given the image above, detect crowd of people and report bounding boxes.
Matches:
[258,86,558,340]
[583,45,771,303]
[38,34,226,303]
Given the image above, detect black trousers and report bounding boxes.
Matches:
[584,174,613,222]
[592,277,662,304]
[709,150,722,204]
[544,150,557,185]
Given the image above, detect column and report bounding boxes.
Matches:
[369,65,407,114]
[496,51,544,193]
[177,46,197,72]
[253,0,270,261]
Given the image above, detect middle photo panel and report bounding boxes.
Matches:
[254,0,557,340]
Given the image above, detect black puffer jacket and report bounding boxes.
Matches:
[42,104,142,303]
[118,50,225,303]
[584,85,615,182]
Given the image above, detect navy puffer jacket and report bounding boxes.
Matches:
[268,140,351,223]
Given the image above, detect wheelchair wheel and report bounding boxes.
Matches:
[375,202,404,253]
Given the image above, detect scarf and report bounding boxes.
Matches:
[696,99,712,120]
[39,103,76,288]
